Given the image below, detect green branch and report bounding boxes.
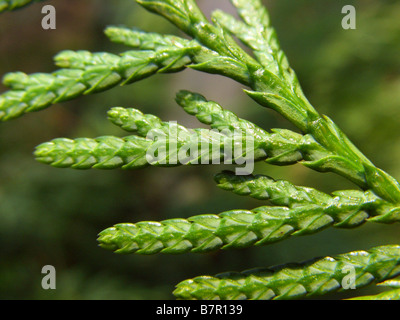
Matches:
[2,0,400,301]
[97,182,399,255]
[0,44,198,121]
[96,206,356,255]
[173,245,400,300]
[34,92,319,170]
[34,103,274,169]
[213,171,400,224]
[34,131,266,170]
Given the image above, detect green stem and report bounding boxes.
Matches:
[214,170,400,224]
[97,189,399,255]
[173,245,400,300]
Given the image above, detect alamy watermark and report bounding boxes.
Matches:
[342,5,356,30]
[41,265,56,290]
[341,265,356,290]
[41,5,56,30]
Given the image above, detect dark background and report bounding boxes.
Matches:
[0,0,399,299]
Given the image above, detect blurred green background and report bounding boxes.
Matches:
[0,0,400,299]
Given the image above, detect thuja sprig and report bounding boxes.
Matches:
[34,100,274,169]
[3,0,400,301]
[96,205,352,255]
[0,45,198,121]
[34,129,258,170]
[215,170,332,205]
[0,0,45,12]
[97,180,399,255]
[34,91,323,170]
[173,245,400,300]
[213,171,400,224]
[36,91,371,175]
